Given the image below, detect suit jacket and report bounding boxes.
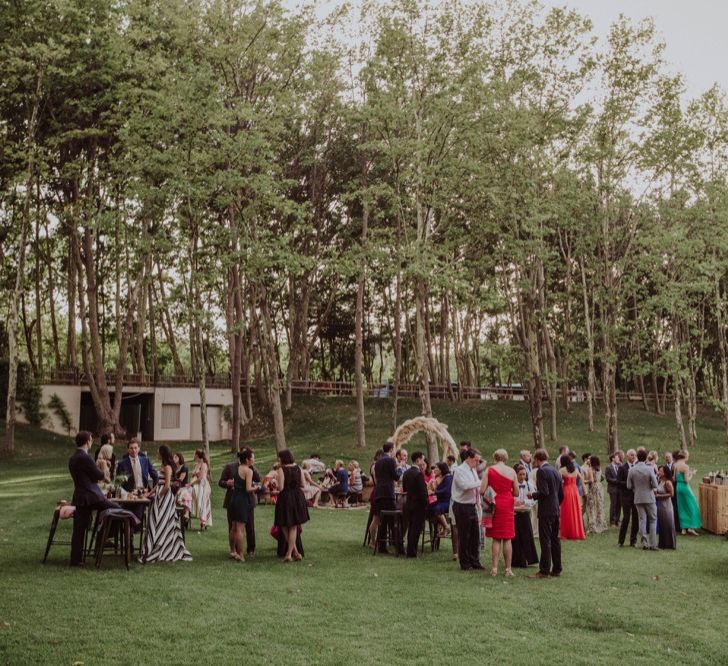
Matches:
[68,448,107,507]
[402,466,428,510]
[617,462,634,504]
[531,464,563,518]
[627,462,657,504]
[218,461,260,509]
[372,456,397,501]
[116,454,159,492]
[605,462,620,494]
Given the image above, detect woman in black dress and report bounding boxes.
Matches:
[230,449,255,561]
[274,449,310,562]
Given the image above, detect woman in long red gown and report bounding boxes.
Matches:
[559,457,586,540]
[485,449,519,577]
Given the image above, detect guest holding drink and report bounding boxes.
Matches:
[483,449,519,577]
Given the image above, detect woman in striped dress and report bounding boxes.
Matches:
[142,445,192,563]
[190,449,212,529]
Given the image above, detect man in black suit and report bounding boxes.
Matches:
[368,442,399,551]
[402,451,428,558]
[68,431,118,566]
[528,448,563,578]
[617,448,639,547]
[218,448,261,558]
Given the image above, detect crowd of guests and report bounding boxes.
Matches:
[67,428,703,571]
[366,440,703,577]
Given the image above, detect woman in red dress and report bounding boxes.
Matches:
[559,456,586,540]
[484,449,519,577]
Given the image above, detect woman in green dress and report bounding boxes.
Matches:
[673,451,701,535]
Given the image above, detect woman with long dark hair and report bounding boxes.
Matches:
[584,455,606,533]
[559,454,586,540]
[141,445,192,563]
[229,448,255,561]
[274,449,310,562]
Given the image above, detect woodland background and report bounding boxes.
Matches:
[4,0,728,461]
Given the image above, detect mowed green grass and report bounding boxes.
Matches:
[1,397,728,666]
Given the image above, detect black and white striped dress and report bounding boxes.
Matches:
[142,488,192,563]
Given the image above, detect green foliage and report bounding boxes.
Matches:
[47,393,72,435]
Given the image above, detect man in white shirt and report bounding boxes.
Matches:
[451,449,485,571]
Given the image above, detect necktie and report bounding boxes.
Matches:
[132,457,142,489]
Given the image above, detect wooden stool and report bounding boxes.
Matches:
[94,512,135,570]
[373,510,404,556]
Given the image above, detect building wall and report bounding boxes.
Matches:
[153,387,233,442]
[33,384,233,442]
[23,385,83,436]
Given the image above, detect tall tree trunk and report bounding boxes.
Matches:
[34,194,43,379]
[5,181,33,453]
[354,181,369,449]
[715,279,728,448]
[579,260,596,432]
[157,269,184,376]
[66,232,78,371]
[259,291,286,452]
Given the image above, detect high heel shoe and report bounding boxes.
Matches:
[504,569,514,577]
[490,568,498,577]
[283,556,293,562]
[293,553,303,561]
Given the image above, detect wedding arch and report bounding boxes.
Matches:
[388,416,459,461]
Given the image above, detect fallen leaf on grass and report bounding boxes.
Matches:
[0,621,10,630]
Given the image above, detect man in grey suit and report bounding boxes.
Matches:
[627,448,658,550]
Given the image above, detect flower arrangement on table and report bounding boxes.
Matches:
[113,474,129,497]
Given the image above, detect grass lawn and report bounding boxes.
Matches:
[1,397,727,665]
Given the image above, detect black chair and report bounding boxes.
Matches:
[42,504,80,564]
[419,517,440,554]
[373,510,404,556]
[93,510,137,570]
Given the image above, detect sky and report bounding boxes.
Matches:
[301,0,728,103]
[539,0,728,101]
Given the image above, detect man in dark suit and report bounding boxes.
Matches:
[605,451,622,527]
[218,448,260,558]
[617,448,639,547]
[528,448,563,578]
[368,442,399,551]
[68,431,118,566]
[402,451,428,557]
[115,438,159,493]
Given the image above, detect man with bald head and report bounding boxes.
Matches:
[617,448,639,547]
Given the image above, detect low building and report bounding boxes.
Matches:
[33,384,233,442]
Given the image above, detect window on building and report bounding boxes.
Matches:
[161,403,181,429]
